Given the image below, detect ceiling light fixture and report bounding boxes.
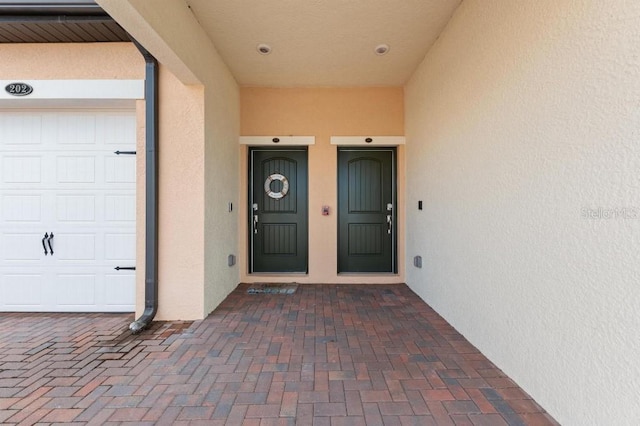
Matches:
[374,44,390,56]
[257,43,272,55]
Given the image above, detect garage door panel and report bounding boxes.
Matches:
[0,113,42,145]
[1,273,44,306]
[2,156,42,183]
[56,156,96,183]
[105,156,135,183]
[55,234,96,261]
[55,274,96,306]
[105,233,135,261]
[2,194,43,222]
[57,114,96,145]
[105,194,135,222]
[56,195,96,223]
[98,113,136,145]
[2,233,44,261]
[104,273,135,307]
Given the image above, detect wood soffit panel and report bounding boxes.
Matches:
[0,2,128,43]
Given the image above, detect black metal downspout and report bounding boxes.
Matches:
[130,40,159,334]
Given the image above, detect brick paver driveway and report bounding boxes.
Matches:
[0,284,558,425]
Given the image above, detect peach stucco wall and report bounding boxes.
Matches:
[154,68,206,320]
[405,0,640,423]
[0,43,144,80]
[240,87,405,284]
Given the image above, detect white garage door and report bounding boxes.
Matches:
[0,109,136,312]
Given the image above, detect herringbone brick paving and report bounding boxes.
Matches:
[0,284,558,425]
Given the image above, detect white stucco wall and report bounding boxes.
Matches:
[405,1,640,424]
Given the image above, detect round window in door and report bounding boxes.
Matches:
[264,173,290,199]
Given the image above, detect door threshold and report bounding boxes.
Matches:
[338,272,398,276]
[250,273,308,276]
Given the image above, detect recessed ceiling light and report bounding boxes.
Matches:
[257,43,272,55]
[374,44,390,56]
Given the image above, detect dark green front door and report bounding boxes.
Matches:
[338,148,396,273]
[250,149,308,273]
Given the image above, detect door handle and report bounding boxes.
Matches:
[42,232,49,255]
[252,203,259,234]
[47,232,54,255]
[387,215,393,235]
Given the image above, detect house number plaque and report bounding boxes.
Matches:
[5,82,33,97]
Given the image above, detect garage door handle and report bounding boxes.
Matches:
[47,233,54,255]
[42,233,49,255]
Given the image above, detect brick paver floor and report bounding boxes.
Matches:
[0,284,558,425]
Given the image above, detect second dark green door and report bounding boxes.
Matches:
[338,148,396,273]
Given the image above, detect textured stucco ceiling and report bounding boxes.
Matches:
[185,0,461,87]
